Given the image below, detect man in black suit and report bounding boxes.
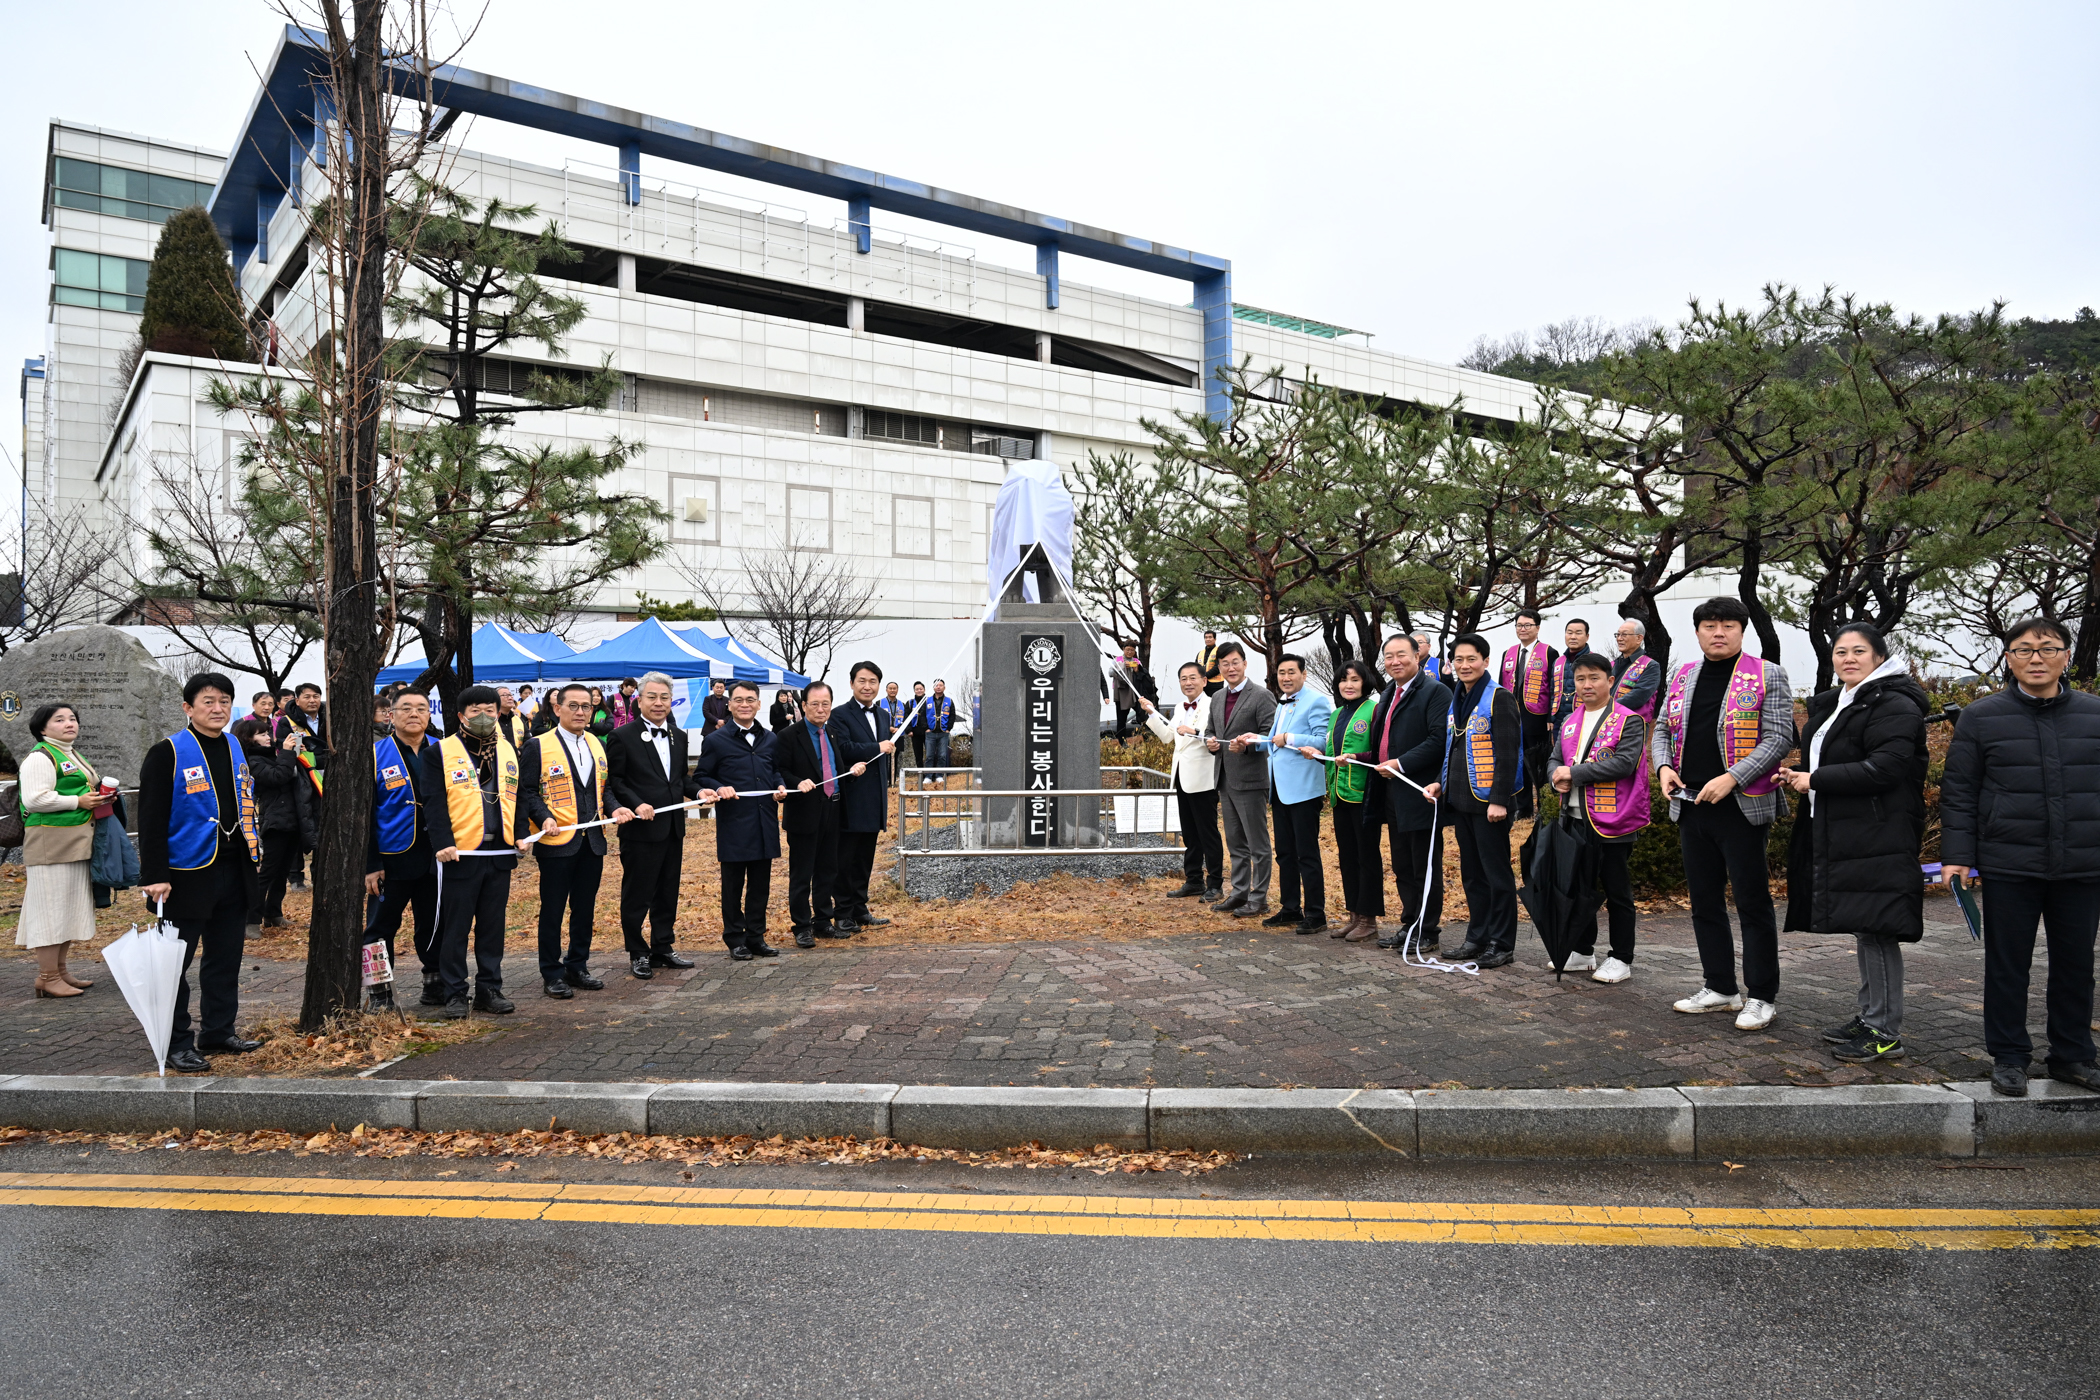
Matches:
[139,672,266,1072]
[774,680,882,947]
[1362,634,1453,952]
[1435,633,1524,968]
[834,660,900,931]
[694,680,789,960]
[520,682,634,998]
[365,689,441,1010]
[605,670,703,979]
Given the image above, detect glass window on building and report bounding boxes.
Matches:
[863,410,939,445]
[51,249,150,313]
[49,157,215,225]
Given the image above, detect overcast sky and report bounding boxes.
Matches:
[9,0,2096,416]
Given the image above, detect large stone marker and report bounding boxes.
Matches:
[979,545,1105,847]
[0,626,185,786]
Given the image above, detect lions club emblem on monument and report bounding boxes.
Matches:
[1022,637,1062,675]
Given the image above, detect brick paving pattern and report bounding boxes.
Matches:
[0,905,2020,1090]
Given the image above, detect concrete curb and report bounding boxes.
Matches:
[1,1074,2094,1159]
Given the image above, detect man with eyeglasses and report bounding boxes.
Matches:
[1609,617,1662,720]
[1940,616,2100,1098]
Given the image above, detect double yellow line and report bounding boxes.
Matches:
[2,1171,2095,1250]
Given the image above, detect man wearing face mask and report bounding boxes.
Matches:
[425,684,524,1019]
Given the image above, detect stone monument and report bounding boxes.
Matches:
[0,626,186,787]
[979,544,1107,847]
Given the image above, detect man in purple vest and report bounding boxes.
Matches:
[1651,596,1796,1031]
[1499,610,1558,821]
[1551,652,1650,983]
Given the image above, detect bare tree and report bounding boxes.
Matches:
[689,534,876,682]
[0,503,126,653]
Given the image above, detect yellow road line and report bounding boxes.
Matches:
[0,1174,2093,1251]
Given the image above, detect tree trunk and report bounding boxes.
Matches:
[1736,534,1785,662]
[299,0,389,1032]
[2074,525,2100,682]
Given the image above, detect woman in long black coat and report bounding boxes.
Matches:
[1778,622,1929,1064]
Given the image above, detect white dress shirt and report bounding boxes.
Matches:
[558,727,594,785]
[642,721,673,778]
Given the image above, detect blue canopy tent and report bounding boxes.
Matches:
[556,618,738,681]
[670,627,810,687]
[374,622,566,685]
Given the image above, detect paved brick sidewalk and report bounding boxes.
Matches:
[0,905,2021,1089]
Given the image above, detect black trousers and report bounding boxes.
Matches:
[171,867,247,1053]
[1114,705,1137,740]
[256,829,302,922]
[1333,801,1383,917]
[720,858,774,950]
[837,829,879,919]
[1449,809,1517,953]
[1270,790,1325,916]
[363,871,437,976]
[619,833,684,957]
[1387,823,1445,941]
[788,801,843,932]
[535,848,603,981]
[1573,838,1638,963]
[1678,800,1779,1001]
[1515,712,1552,818]
[1176,785,1223,888]
[1982,875,2100,1068]
[436,857,510,999]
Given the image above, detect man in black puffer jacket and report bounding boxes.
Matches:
[236,718,320,933]
[1939,616,2100,1098]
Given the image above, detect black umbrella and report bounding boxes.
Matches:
[1518,817,1606,979]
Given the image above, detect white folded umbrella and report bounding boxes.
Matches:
[101,901,187,1077]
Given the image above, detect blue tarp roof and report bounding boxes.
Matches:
[556,618,737,681]
[374,622,566,685]
[670,627,810,687]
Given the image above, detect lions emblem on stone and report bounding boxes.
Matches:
[1022,638,1061,675]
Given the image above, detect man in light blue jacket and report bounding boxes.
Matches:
[1263,654,1333,934]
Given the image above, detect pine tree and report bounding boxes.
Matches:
[137,206,253,361]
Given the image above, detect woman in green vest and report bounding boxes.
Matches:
[1307,660,1384,942]
[17,703,107,998]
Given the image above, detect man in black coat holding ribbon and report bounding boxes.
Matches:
[605,671,704,979]
[773,680,883,947]
[694,680,788,959]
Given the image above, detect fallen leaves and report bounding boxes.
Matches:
[0,1124,1237,1176]
[212,1012,493,1077]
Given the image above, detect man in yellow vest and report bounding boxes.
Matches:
[425,684,524,1019]
[520,682,635,998]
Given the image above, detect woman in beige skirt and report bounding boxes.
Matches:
[17,703,107,998]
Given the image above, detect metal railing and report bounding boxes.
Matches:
[894,766,1181,878]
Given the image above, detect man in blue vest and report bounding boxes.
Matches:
[365,689,439,1011]
[139,672,265,1072]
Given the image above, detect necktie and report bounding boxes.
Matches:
[815,723,836,791]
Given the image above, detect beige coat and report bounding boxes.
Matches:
[1143,692,1216,793]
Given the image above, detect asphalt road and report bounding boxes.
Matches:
[2,1148,2095,1399]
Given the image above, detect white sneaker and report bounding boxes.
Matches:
[1673,987,1745,1014]
[1591,957,1632,984]
[1554,953,1597,974]
[1735,998,1777,1031]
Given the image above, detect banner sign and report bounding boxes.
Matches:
[1022,634,1063,845]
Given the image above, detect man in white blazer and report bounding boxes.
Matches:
[1140,661,1223,900]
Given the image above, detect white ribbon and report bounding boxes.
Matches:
[1299,746,1476,975]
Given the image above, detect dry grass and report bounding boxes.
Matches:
[0,1124,1237,1176]
[221,1010,495,1077]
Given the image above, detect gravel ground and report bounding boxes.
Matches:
[895,821,1183,900]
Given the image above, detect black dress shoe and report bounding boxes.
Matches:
[729,947,756,961]
[441,996,470,1019]
[751,943,780,958]
[1231,902,1270,919]
[1295,914,1329,936]
[831,917,860,933]
[852,913,891,927]
[813,923,852,939]
[420,977,445,1007]
[2049,1060,2100,1092]
[198,1035,263,1053]
[166,1048,211,1073]
[631,957,654,980]
[1992,1060,2030,1097]
[1261,908,1302,928]
[1209,894,1246,913]
[544,980,574,999]
[649,951,695,969]
[1474,948,1513,969]
[1450,940,1486,962]
[564,969,604,991]
[366,987,396,1013]
[795,930,816,949]
[474,989,515,1014]
[1201,887,1222,903]
[1164,881,1205,899]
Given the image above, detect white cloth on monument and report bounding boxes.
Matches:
[986,458,1074,608]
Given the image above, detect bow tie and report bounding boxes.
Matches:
[1182,701,1198,711]
[646,727,667,740]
